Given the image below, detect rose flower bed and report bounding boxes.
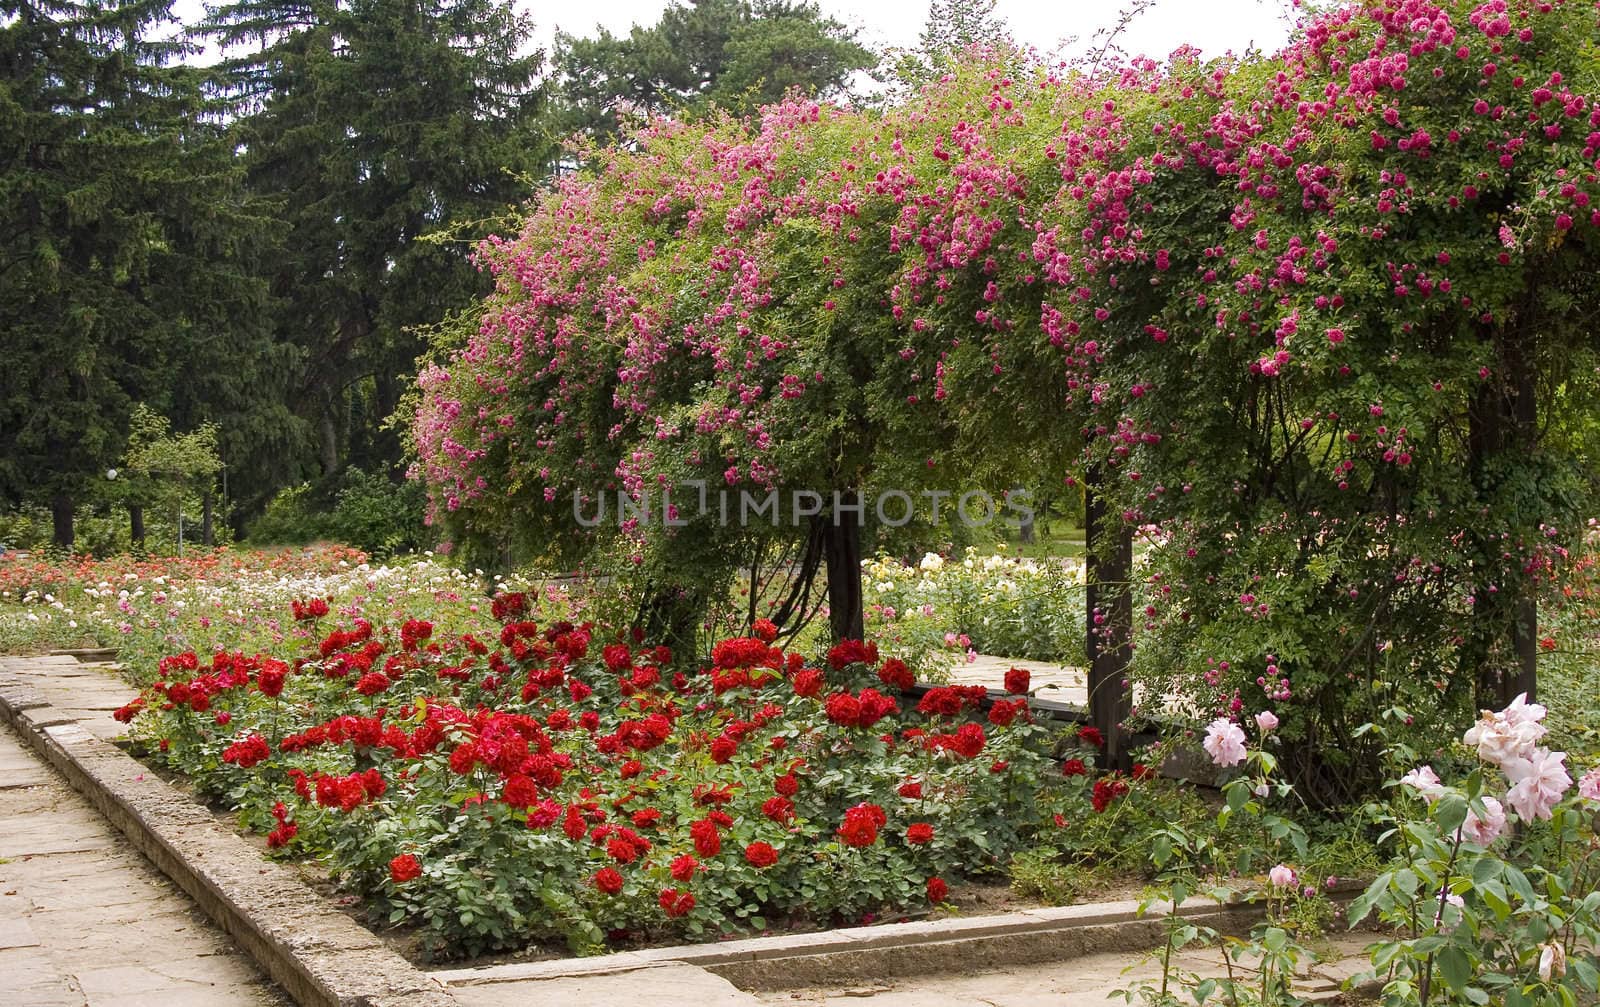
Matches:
[114,593,1101,958]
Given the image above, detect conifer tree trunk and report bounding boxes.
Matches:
[130,505,145,549]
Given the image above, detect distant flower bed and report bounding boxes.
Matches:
[116,603,1107,959]
[864,548,1088,672]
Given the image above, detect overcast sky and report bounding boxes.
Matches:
[170,0,1298,67]
[536,0,1296,64]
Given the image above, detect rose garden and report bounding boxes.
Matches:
[6,0,1600,1004]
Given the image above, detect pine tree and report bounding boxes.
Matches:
[195,0,554,486]
[0,0,280,548]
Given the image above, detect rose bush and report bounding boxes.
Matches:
[116,595,1096,958]
[863,548,1088,672]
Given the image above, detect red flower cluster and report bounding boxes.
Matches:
[744,841,778,868]
[877,658,914,691]
[823,687,899,728]
[267,802,297,849]
[221,734,271,769]
[658,887,695,917]
[905,823,934,845]
[1091,777,1130,813]
[837,803,886,847]
[1003,667,1030,695]
[826,639,879,670]
[389,854,422,883]
[312,768,387,812]
[291,597,330,621]
[916,685,989,717]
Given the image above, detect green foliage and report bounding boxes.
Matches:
[552,0,877,143]
[247,468,426,558]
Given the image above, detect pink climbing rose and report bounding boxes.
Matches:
[1202,718,1247,767]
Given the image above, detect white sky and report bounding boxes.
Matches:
[170,0,1298,68]
[538,0,1296,64]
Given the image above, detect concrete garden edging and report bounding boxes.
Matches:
[431,895,1270,993]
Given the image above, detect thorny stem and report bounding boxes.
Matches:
[1418,830,1466,1006]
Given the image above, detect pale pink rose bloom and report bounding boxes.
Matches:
[1500,693,1548,731]
[1577,767,1600,802]
[1268,864,1297,889]
[1400,765,1446,802]
[1539,942,1567,982]
[1434,890,1465,933]
[1254,710,1279,733]
[1464,694,1549,768]
[1460,796,1506,846]
[1202,718,1248,767]
[1504,748,1572,822]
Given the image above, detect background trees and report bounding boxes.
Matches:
[195,0,554,509]
[0,0,278,548]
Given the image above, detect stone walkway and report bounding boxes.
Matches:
[757,932,1374,1006]
[0,659,286,1007]
[950,655,1086,705]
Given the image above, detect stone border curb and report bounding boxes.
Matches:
[0,669,458,1007]
[433,885,1338,992]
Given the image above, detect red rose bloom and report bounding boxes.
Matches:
[355,671,390,697]
[753,618,779,643]
[1078,726,1105,748]
[659,888,695,917]
[1091,777,1130,813]
[691,818,722,858]
[257,663,287,698]
[710,734,738,764]
[389,854,422,883]
[897,780,923,799]
[1004,667,1031,695]
[905,823,934,845]
[221,734,271,769]
[1061,758,1088,777]
[792,668,825,698]
[744,841,779,868]
[502,774,538,807]
[877,658,914,691]
[593,867,624,895]
[824,692,861,727]
[837,803,884,848]
[926,877,948,902]
[762,796,795,823]
[1132,763,1157,781]
[774,773,799,797]
[670,854,700,881]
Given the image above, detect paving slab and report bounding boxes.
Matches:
[949,656,1086,705]
[756,931,1375,1006]
[0,723,287,1007]
[450,961,764,1007]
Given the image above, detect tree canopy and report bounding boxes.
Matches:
[552,0,877,142]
